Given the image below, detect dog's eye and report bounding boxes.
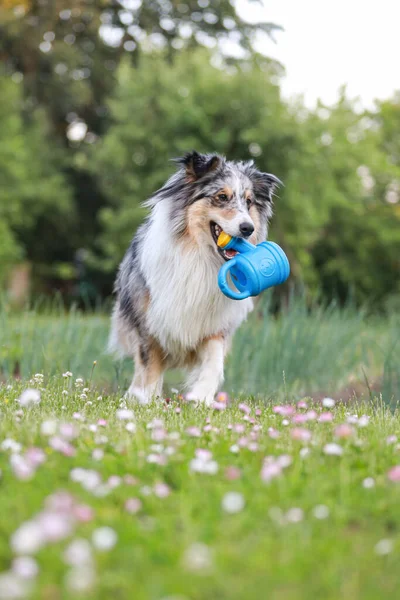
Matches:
[217,193,228,202]
[246,198,252,210]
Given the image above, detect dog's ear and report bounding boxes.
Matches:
[245,163,282,203]
[174,151,222,182]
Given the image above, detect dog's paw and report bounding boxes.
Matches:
[124,386,150,405]
[186,391,215,408]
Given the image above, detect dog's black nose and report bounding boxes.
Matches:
[239,222,254,237]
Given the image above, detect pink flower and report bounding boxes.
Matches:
[318,412,333,423]
[74,505,94,522]
[125,498,142,514]
[195,449,212,461]
[233,424,245,434]
[273,405,295,416]
[25,447,46,467]
[203,425,212,432]
[186,426,201,438]
[239,403,251,414]
[305,410,317,421]
[212,401,226,411]
[225,466,242,481]
[151,428,166,442]
[154,482,171,498]
[10,455,35,481]
[216,391,229,404]
[293,414,309,424]
[297,400,308,409]
[388,466,400,482]
[97,419,107,427]
[268,427,280,439]
[255,409,262,416]
[291,428,312,442]
[334,424,355,439]
[59,423,78,440]
[261,462,282,483]
[49,437,76,457]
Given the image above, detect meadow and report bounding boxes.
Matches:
[1,297,400,599]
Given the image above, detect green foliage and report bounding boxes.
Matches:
[0,75,74,283]
[0,297,389,401]
[91,50,293,266]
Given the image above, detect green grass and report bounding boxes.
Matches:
[1,296,399,401]
[1,378,400,599]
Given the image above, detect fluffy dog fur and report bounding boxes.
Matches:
[109,151,280,405]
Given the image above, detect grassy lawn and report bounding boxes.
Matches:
[1,299,400,598]
[1,376,400,599]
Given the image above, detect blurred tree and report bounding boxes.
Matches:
[90,49,294,273]
[0,0,280,140]
[0,75,75,286]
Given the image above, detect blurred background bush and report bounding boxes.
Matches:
[1,0,399,309]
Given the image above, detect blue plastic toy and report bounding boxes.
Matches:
[217,232,290,300]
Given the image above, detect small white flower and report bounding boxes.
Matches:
[300,447,310,458]
[126,422,136,433]
[116,409,134,420]
[286,508,304,523]
[64,539,93,566]
[62,371,73,378]
[322,397,335,408]
[12,556,39,579]
[386,435,398,445]
[323,443,343,456]
[362,477,375,489]
[313,505,330,519]
[357,415,370,428]
[40,420,57,436]
[230,444,239,454]
[17,389,40,407]
[79,394,87,400]
[65,566,95,592]
[375,539,393,555]
[11,521,45,554]
[221,492,245,514]
[92,527,117,551]
[1,439,22,453]
[182,543,212,572]
[92,449,104,461]
[0,572,29,599]
[282,419,289,426]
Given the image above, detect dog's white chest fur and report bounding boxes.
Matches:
[140,202,253,355]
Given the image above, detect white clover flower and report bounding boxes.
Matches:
[313,505,330,519]
[63,539,93,566]
[17,389,40,407]
[323,443,343,456]
[182,543,212,572]
[375,539,393,555]
[40,420,57,436]
[322,397,335,408]
[92,527,117,551]
[362,477,375,489]
[62,371,73,378]
[11,521,45,555]
[116,409,134,420]
[286,508,304,523]
[221,492,245,514]
[1,439,22,453]
[125,422,136,433]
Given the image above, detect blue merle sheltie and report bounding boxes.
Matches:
[109,151,280,405]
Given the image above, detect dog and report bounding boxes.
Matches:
[109,151,280,405]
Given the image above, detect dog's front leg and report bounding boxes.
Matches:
[186,335,225,406]
[125,339,165,404]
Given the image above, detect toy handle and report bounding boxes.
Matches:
[218,261,251,300]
